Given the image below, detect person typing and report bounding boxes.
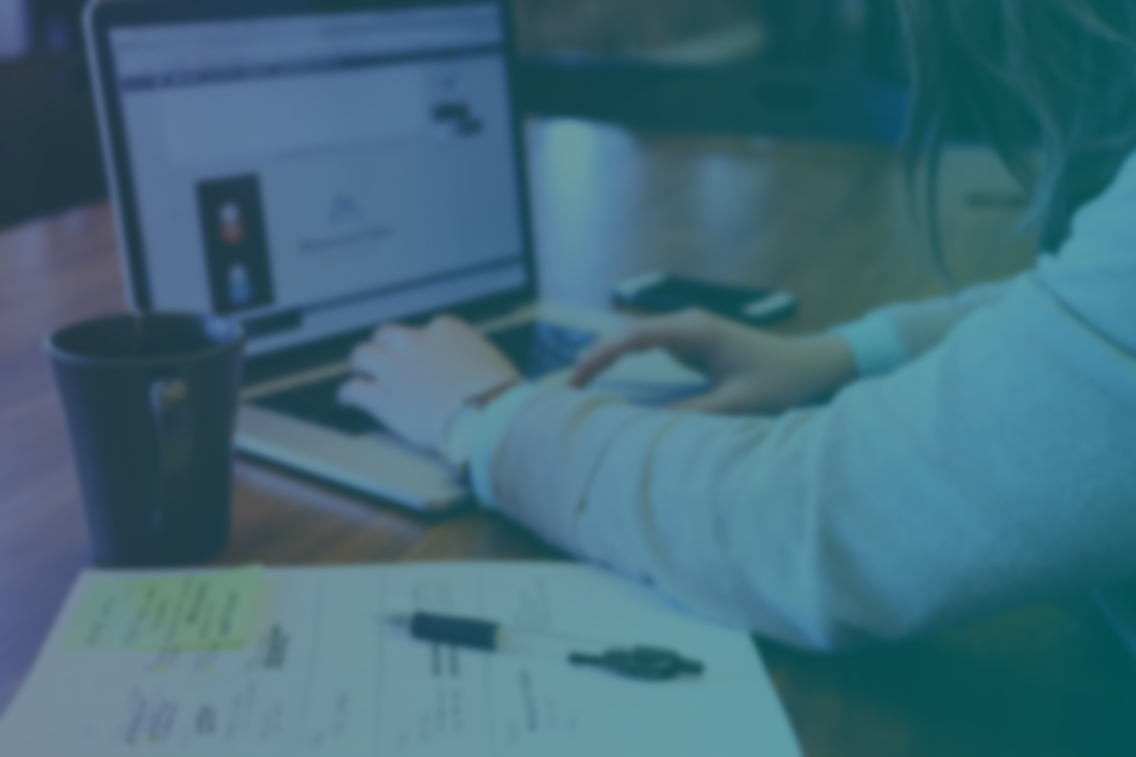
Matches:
[339,0,1136,651]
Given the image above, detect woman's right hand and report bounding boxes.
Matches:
[570,309,857,415]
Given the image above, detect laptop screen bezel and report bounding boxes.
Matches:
[85,0,540,381]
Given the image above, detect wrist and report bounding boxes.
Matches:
[467,383,541,509]
[829,314,908,378]
[439,378,524,474]
[469,377,523,409]
[816,335,857,389]
[799,335,857,403]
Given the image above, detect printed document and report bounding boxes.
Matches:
[0,562,800,756]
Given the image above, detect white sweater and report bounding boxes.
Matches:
[474,151,1136,651]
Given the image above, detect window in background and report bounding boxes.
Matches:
[0,0,84,60]
[0,0,31,60]
[0,0,103,230]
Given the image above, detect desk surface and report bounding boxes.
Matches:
[3,119,1135,756]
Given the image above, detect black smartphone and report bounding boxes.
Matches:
[613,272,798,325]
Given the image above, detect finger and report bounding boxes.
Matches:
[569,327,652,387]
[337,378,388,415]
[373,324,415,351]
[426,314,466,334]
[350,344,396,380]
[570,311,708,387]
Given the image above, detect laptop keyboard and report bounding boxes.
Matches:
[489,320,595,380]
[253,373,382,435]
[251,321,595,436]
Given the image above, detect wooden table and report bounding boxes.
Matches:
[3,119,1135,756]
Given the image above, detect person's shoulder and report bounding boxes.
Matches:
[1079,147,1136,214]
[1114,148,1136,186]
[1036,150,1136,355]
[1062,150,1136,261]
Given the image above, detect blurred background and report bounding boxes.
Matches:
[0,0,908,231]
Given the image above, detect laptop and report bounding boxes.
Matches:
[85,0,702,511]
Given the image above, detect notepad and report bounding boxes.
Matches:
[63,566,262,652]
[0,562,800,757]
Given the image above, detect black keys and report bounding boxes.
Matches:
[487,321,595,380]
[252,373,381,436]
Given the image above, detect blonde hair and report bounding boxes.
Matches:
[898,0,1136,258]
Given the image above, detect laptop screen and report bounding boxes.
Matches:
[100,2,529,357]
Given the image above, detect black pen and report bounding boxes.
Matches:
[392,612,705,682]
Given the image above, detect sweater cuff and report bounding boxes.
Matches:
[469,383,541,508]
[831,313,909,378]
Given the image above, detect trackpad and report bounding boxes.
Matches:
[588,349,710,406]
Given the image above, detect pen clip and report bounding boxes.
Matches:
[568,647,704,682]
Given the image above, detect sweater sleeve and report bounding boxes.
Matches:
[486,154,1136,651]
[832,277,1020,378]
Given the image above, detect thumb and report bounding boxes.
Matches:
[569,324,657,387]
[338,378,385,416]
[571,311,709,388]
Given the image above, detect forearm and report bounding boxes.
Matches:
[832,275,1021,378]
[487,275,1136,650]
[490,385,944,649]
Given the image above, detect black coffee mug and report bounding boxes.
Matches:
[46,313,244,567]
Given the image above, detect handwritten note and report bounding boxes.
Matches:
[63,567,262,652]
[1,564,800,757]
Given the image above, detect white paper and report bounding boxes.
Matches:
[0,562,800,757]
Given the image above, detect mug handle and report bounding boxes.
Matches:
[149,379,192,535]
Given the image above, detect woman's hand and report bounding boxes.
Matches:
[571,309,856,415]
[338,316,520,449]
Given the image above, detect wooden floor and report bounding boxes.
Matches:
[3,119,1132,757]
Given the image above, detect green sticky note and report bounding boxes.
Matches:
[63,566,263,652]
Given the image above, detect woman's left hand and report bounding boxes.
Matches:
[338,316,520,450]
